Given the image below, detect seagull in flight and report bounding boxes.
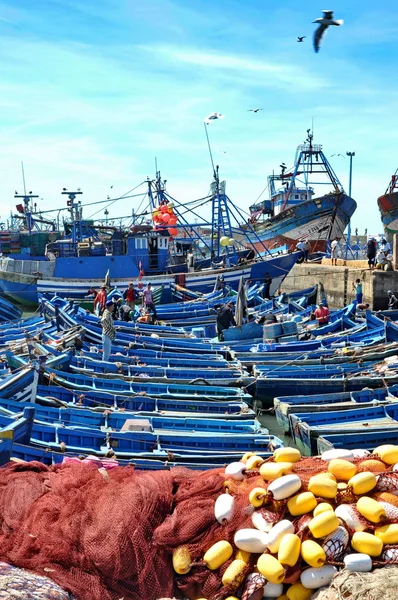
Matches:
[297,36,306,42]
[204,112,225,124]
[248,108,263,113]
[313,10,343,53]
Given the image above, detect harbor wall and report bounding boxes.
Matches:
[281,262,397,310]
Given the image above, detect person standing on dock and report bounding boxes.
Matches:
[296,239,306,262]
[353,278,363,304]
[304,240,310,262]
[101,300,116,361]
[381,238,391,256]
[123,282,136,310]
[94,285,107,315]
[330,238,339,266]
[314,302,330,325]
[366,238,377,269]
[142,282,157,320]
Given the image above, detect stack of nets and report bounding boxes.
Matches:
[0,461,177,600]
[311,566,398,600]
[0,455,396,600]
[0,561,74,599]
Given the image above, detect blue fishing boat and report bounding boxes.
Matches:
[377,169,398,240]
[317,429,398,454]
[0,170,299,305]
[274,385,398,433]
[246,130,356,255]
[0,296,22,322]
[10,442,270,470]
[37,384,250,415]
[290,403,398,456]
[0,393,260,434]
[0,406,35,465]
[69,355,254,387]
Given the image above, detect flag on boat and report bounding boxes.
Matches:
[204,112,225,124]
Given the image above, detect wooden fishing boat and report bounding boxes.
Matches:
[274,386,398,433]
[0,393,261,434]
[69,355,254,387]
[37,384,251,415]
[0,406,35,465]
[317,429,398,454]
[290,402,398,456]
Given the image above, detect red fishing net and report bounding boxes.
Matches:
[0,455,396,600]
[0,461,176,600]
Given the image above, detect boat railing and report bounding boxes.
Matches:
[0,257,55,277]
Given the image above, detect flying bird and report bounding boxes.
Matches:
[297,36,306,42]
[313,10,343,53]
[248,108,263,113]
[204,112,225,124]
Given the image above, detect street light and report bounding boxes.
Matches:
[345,151,355,259]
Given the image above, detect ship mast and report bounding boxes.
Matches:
[280,129,343,212]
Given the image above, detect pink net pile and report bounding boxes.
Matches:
[0,461,176,600]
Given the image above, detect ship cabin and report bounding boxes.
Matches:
[249,186,314,222]
[271,186,315,216]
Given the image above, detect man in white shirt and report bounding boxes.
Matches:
[381,238,391,256]
[296,239,305,261]
[330,238,339,266]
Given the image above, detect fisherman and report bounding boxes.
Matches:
[137,307,153,324]
[376,248,388,269]
[38,355,47,385]
[94,285,107,315]
[263,272,272,300]
[381,238,391,256]
[387,290,398,310]
[123,282,136,309]
[85,287,98,299]
[142,282,157,320]
[330,237,339,266]
[111,297,121,320]
[296,239,306,261]
[245,246,255,261]
[119,302,133,322]
[215,301,236,341]
[187,249,194,272]
[304,240,311,262]
[366,238,377,269]
[314,302,330,325]
[353,278,363,304]
[101,300,116,361]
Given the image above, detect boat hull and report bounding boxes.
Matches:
[248,192,356,252]
[377,190,398,240]
[0,252,299,305]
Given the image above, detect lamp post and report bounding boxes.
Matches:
[345,151,355,259]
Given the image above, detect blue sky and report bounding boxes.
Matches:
[0,0,396,233]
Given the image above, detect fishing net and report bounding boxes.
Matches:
[311,566,398,600]
[0,561,74,599]
[0,461,176,600]
[1,455,398,600]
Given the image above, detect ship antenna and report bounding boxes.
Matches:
[21,161,27,195]
[204,122,216,179]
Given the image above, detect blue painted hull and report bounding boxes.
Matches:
[274,386,398,433]
[291,403,398,456]
[0,251,299,305]
[0,278,38,306]
[249,192,356,250]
